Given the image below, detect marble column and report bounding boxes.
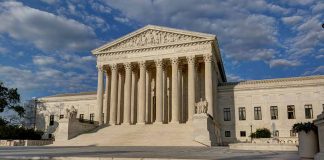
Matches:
[130,67,137,124]
[103,68,111,124]
[138,61,146,124]
[171,57,179,123]
[96,66,104,125]
[187,56,196,121]
[146,68,151,123]
[117,70,123,124]
[178,64,183,123]
[123,62,132,124]
[204,54,214,117]
[162,65,168,123]
[109,64,118,125]
[155,59,163,124]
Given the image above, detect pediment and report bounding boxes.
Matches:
[92,25,215,54]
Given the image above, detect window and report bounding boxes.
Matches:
[48,134,52,139]
[225,131,231,137]
[305,104,313,119]
[287,105,295,119]
[224,108,231,121]
[59,115,64,119]
[238,107,246,120]
[79,114,84,122]
[254,107,262,120]
[270,106,278,120]
[290,130,296,137]
[274,130,279,137]
[240,131,246,137]
[90,113,94,124]
[49,115,54,126]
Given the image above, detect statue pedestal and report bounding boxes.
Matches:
[55,118,96,142]
[314,112,324,160]
[192,113,217,146]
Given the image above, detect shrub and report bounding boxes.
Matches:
[292,122,317,134]
[250,128,271,138]
[0,124,43,140]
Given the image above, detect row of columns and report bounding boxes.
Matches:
[96,54,215,126]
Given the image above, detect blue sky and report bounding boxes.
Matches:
[0,0,323,101]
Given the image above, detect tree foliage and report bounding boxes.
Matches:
[250,128,271,138]
[0,82,25,117]
[292,122,317,133]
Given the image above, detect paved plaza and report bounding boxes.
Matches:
[0,146,299,159]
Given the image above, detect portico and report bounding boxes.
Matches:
[92,25,226,126]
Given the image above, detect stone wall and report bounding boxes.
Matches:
[218,76,324,144]
[0,140,53,146]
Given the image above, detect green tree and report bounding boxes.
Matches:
[0,82,25,117]
[250,128,271,138]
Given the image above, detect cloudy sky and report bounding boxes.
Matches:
[0,0,323,101]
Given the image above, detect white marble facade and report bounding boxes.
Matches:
[36,25,324,145]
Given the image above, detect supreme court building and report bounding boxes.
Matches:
[35,25,324,146]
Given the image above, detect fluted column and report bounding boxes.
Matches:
[204,54,214,117]
[178,63,183,123]
[123,62,132,124]
[130,67,137,124]
[171,57,179,123]
[109,64,118,125]
[103,68,111,124]
[96,65,104,125]
[187,56,196,121]
[138,61,146,124]
[155,59,163,124]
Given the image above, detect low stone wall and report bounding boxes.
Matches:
[252,137,298,144]
[229,143,298,151]
[0,140,53,146]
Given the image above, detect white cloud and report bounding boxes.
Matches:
[312,2,324,13]
[227,73,244,82]
[105,0,279,62]
[269,59,301,68]
[0,1,99,52]
[40,0,59,4]
[282,16,303,25]
[303,66,324,75]
[114,16,130,24]
[33,55,57,66]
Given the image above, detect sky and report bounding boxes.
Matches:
[0,0,323,101]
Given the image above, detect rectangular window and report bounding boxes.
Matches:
[224,108,231,121]
[48,134,52,139]
[238,107,246,120]
[290,130,296,137]
[254,107,262,120]
[59,115,64,119]
[287,105,295,119]
[225,131,231,137]
[240,131,246,137]
[90,113,94,124]
[79,114,84,122]
[49,115,54,126]
[305,104,313,119]
[274,130,279,137]
[270,106,278,120]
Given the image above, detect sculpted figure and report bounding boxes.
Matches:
[195,98,208,114]
[69,106,78,119]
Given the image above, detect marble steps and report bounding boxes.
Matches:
[52,123,204,146]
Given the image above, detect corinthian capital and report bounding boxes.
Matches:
[203,54,213,63]
[139,61,146,69]
[110,63,118,71]
[124,62,132,70]
[97,65,104,71]
[154,59,164,68]
[170,57,178,65]
[186,56,196,64]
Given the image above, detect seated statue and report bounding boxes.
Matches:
[195,98,208,114]
[64,106,78,119]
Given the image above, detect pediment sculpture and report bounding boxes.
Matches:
[100,29,206,52]
[64,106,78,119]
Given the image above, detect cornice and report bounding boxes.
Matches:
[218,75,324,91]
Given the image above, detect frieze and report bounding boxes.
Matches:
[97,41,211,64]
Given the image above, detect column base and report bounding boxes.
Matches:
[153,121,163,125]
[170,121,180,124]
[136,122,145,125]
[121,123,131,126]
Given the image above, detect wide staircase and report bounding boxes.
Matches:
[52,123,204,146]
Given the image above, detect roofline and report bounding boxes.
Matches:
[91,24,216,55]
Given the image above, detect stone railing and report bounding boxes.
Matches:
[0,140,53,146]
[252,137,298,144]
